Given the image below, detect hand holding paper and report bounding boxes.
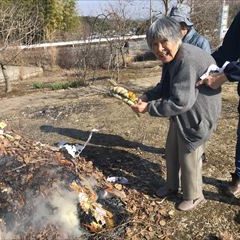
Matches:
[197,61,230,89]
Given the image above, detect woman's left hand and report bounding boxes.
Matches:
[131,99,148,114]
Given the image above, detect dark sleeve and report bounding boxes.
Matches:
[144,65,167,101]
[145,82,163,101]
[212,11,240,67]
[224,61,240,82]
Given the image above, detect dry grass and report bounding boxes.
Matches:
[0,66,239,239]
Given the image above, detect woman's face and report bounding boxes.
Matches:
[152,39,180,63]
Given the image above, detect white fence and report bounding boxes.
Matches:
[19,35,146,49]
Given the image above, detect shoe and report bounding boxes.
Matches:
[177,196,205,211]
[156,186,178,198]
[226,173,240,197]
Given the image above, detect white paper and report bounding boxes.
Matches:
[57,128,99,158]
[200,61,230,80]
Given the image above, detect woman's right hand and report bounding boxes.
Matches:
[131,99,148,114]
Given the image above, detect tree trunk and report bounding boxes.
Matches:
[0,63,11,93]
[120,46,127,68]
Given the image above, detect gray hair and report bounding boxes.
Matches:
[146,16,182,50]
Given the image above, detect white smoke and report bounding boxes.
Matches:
[32,185,83,237]
[0,183,87,239]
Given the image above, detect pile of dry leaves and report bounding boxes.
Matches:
[0,122,174,240]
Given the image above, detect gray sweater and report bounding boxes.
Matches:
[146,43,221,151]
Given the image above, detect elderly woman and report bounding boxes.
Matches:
[131,16,221,211]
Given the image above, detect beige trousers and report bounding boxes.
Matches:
[165,120,204,200]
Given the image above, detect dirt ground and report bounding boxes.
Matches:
[0,65,240,239]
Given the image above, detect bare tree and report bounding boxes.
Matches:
[100,0,138,81]
[161,0,171,14]
[189,0,222,48]
[73,1,138,83]
[0,2,43,93]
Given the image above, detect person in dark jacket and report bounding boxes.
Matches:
[197,11,240,197]
[131,16,221,211]
[169,3,211,53]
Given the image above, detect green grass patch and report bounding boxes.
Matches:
[32,81,83,90]
[32,82,45,89]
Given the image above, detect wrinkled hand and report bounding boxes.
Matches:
[131,99,148,114]
[196,72,228,89]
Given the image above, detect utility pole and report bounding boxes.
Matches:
[150,0,152,24]
[220,0,229,40]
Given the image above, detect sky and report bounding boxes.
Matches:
[76,0,170,19]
